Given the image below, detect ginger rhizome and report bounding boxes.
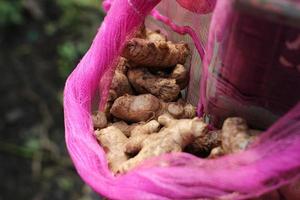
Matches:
[164,99,196,119]
[99,57,133,120]
[110,94,162,123]
[110,121,140,137]
[118,114,208,173]
[110,94,196,123]
[127,64,188,102]
[122,38,190,68]
[93,26,227,175]
[168,64,189,89]
[95,126,128,173]
[209,117,260,158]
[125,120,160,154]
[108,57,133,102]
[127,68,181,102]
[95,120,160,173]
[135,24,167,42]
[146,29,167,42]
[92,111,108,129]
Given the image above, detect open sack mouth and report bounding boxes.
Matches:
[63,0,300,199]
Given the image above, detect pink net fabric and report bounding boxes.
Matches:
[63,0,300,199]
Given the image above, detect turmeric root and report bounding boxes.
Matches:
[122,38,190,68]
[118,114,208,173]
[127,68,181,102]
[210,117,260,157]
[110,94,162,123]
[95,126,129,173]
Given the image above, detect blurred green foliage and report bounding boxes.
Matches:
[53,0,104,78]
[0,1,23,25]
[1,0,104,79]
[0,1,104,199]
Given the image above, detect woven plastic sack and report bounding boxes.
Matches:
[63,0,300,199]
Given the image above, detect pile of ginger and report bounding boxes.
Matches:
[92,25,259,174]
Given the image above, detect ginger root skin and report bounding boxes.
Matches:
[135,25,167,42]
[164,100,196,119]
[209,117,260,158]
[92,111,108,129]
[221,117,258,154]
[127,68,181,102]
[95,126,129,173]
[110,94,162,123]
[110,94,196,123]
[169,64,189,89]
[108,57,133,102]
[146,29,167,42]
[118,114,208,173]
[127,64,188,101]
[95,120,160,174]
[122,38,190,68]
[151,64,189,89]
[111,121,141,137]
[125,120,160,154]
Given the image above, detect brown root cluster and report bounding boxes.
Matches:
[91,26,262,175]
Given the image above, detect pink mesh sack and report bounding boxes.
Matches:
[63,0,300,199]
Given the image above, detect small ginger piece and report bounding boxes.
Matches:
[122,38,190,68]
[146,29,167,42]
[169,64,189,89]
[165,100,196,119]
[95,126,129,173]
[127,64,189,101]
[209,117,260,158]
[127,68,181,102]
[92,111,107,129]
[96,120,160,174]
[110,94,162,123]
[111,121,140,137]
[135,25,167,42]
[108,57,133,101]
[221,117,258,154]
[125,120,160,154]
[117,114,208,173]
[110,94,196,123]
